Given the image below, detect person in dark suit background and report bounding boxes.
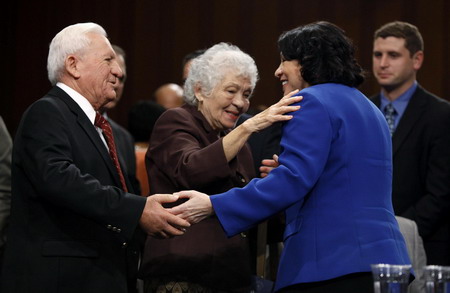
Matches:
[0,22,190,293]
[370,21,450,265]
[236,112,283,281]
[99,44,141,195]
[0,116,12,274]
[236,114,281,180]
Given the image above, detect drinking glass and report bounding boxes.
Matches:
[423,265,450,293]
[371,263,411,293]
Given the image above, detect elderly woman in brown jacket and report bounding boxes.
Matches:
[139,42,301,293]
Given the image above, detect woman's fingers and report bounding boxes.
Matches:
[279,95,303,106]
[279,89,300,100]
[270,103,301,117]
[244,90,303,132]
[273,154,279,163]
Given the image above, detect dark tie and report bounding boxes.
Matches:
[94,112,128,192]
[384,103,397,136]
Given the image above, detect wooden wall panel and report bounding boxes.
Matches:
[444,1,450,100]
[2,0,449,136]
[250,1,283,106]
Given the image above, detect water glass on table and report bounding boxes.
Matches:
[371,264,412,293]
[423,265,450,293]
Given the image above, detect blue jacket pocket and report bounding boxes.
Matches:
[283,216,303,241]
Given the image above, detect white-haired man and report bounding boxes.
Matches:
[0,22,189,293]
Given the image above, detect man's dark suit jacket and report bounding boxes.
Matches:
[109,118,141,195]
[0,86,147,293]
[236,113,283,274]
[370,85,450,265]
[236,113,281,176]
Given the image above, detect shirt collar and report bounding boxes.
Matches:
[380,81,417,116]
[56,82,97,125]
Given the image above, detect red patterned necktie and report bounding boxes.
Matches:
[94,112,128,192]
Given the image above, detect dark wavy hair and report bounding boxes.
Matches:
[278,21,364,87]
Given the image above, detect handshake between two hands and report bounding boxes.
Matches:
[141,154,279,239]
[139,190,211,239]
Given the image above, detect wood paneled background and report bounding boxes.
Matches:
[3,0,450,136]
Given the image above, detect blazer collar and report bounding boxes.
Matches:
[49,86,126,190]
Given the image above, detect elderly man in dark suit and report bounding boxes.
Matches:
[370,21,450,265]
[0,22,189,293]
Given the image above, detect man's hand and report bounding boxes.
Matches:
[139,194,190,239]
[259,154,279,178]
[169,190,213,224]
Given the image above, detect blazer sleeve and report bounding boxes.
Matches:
[17,99,146,241]
[211,92,332,236]
[149,109,237,190]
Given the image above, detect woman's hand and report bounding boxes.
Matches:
[222,89,302,162]
[259,154,279,178]
[169,191,213,224]
[243,89,302,133]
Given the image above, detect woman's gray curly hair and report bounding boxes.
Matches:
[184,42,259,106]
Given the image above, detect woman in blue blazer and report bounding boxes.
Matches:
[171,21,411,292]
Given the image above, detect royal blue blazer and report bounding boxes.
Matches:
[211,83,411,291]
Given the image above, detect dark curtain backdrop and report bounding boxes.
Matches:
[2,0,450,136]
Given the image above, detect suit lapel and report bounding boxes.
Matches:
[51,87,124,189]
[77,114,124,187]
[392,86,427,156]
